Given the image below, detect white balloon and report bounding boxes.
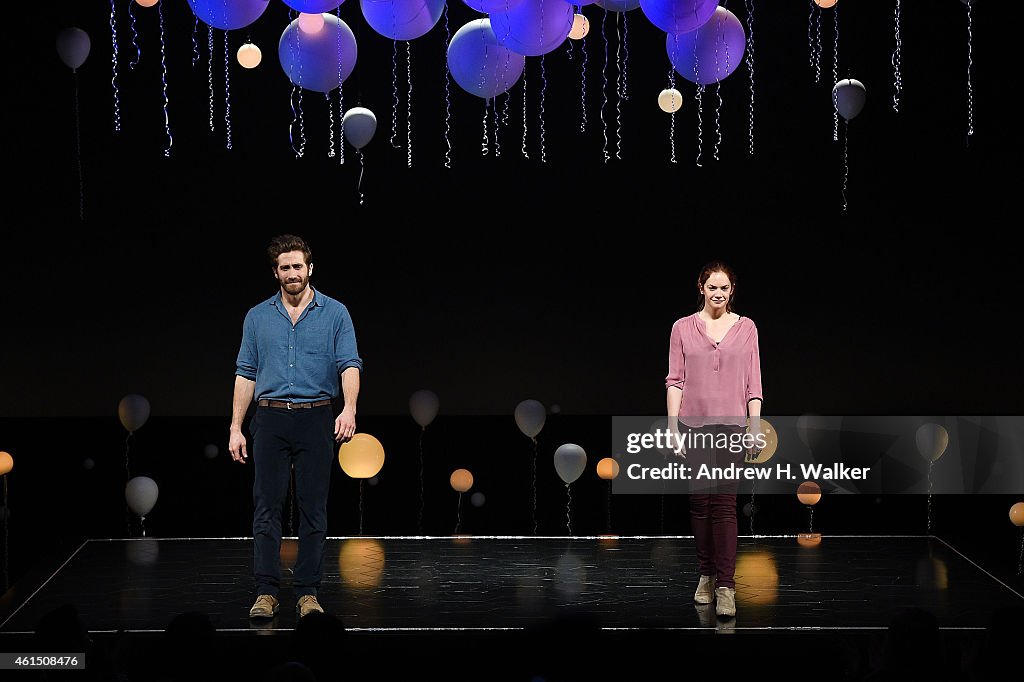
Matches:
[514,399,546,438]
[832,78,867,121]
[126,476,159,517]
[553,443,587,485]
[119,394,151,432]
[343,107,377,150]
[658,88,683,113]
[410,389,440,427]
[56,27,91,71]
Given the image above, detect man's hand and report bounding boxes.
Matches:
[229,427,248,464]
[335,407,356,442]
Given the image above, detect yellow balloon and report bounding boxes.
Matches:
[596,457,620,480]
[0,451,12,476]
[797,481,821,506]
[338,538,385,588]
[450,468,473,493]
[744,418,779,464]
[1010,502,1024,527]
[337,433,385,478]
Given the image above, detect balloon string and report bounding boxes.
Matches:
[695,85,704,167]
[208,25,215,132]
[841,118,849,212]
[615,11,622,160]
[141,516,146,538]
[606,482,612,533]
[532,437,538,535]
[807,1,817,81]
[128,0,140,69]
[359,479,364,535]
[668,68,677,163]
[224,31,232,150]
[521,66,529,159]
[289,85,299,157]
[418,427,425,534]
[580,18,588,134]
[927,460,934,534]
[191,15,199,67]
[809,505,814,534]
[443,3,452,169]
[966,0,974,140]
[297,83,306,158]
[746,0,756,156]
[622,10,629,102]
[110,0,122,133]
[391,39,399,148]
[74,73,85,223]
[357,151,365,206]
[328,93,336,158]
[3,475,10,593]
[540,55,547,164]
[1017,528,1023,576]
[892,0,902,113]
[494,93,502,158]
[566,484,573,536]
[714,83,723,162]
[832,1,839,143]
[749,489,756,536]
[482,100,489,156]
[600,8,609,164]
[406,41,413,168]
[337,6,345,165]
[125,431,134,538]
[455,492,463,534]
[159,0,172,158]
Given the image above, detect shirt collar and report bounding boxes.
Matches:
[270,286,320,308]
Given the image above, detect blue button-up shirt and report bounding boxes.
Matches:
[235,287,362,403]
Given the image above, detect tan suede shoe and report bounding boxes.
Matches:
[297,595,325,618]
[249,594,279,619]
[714,586,736,618]
[694,575,716,604]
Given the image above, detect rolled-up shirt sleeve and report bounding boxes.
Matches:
[335,305,363,374]
[235,310,258,381]
[746,325,763,402]
[665,320,685,390]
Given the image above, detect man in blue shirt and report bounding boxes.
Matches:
[228,234,362,620]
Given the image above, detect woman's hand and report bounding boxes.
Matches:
[745,417,764,461]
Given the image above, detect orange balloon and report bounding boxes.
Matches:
[450,468,473,493]
[596,457,620,480]
[1010,502,1024,527]
[337,433,385,478]
[813,0,837,8]
[797,533,822,548]
[797,481,821,506]
[0,451,12,476]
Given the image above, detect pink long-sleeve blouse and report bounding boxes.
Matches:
[665,312,763,427]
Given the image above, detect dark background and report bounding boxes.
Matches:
[2,1,1022,597]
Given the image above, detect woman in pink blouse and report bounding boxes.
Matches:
[665,261,763,619]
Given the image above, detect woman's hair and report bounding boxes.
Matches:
[695,260,738,313]
[268,234,313,268]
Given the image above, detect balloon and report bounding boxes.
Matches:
[554,443,587,484]
[596,457,619,480]
[410,389,440,427]
[237,43,262,68]
[126,476,159,517]
[136,0,160,6]
[515,399,546,438]
[813,0,837,8]
[56,28,91,71]
[360,0,446,41]
[298,12,327,35]
[284,0,345,11]
[463,0,526,11]
[915,423,949,464]
[833,78,867,120]
[797,481,821,506]
[203,444,219,459]
[187,0,270,30]
[568,13,590,40]
[451,468,474,492]
[596,0,641,11]
[666,6,746,85]
[0,451,12,476]
[1010,502,1024,527]
[338,433,385,478]
[797,533,822,548]
[343,107,377,149]
[83,458,95,470]
[279,14,358,92]
[119,394,151,433]
[491,0,575,57]
[641,0,718,34]
[658,88,683,113]
[447,19,526,99]
[470,491,486,507]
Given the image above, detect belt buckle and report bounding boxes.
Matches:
[286,402,292,410]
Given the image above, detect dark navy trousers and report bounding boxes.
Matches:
[250,405,334,598]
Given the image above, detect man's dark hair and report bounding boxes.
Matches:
[268,235,313,268]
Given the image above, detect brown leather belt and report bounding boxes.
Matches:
[258,399,332,410]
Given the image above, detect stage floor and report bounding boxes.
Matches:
[1,535,1020,634]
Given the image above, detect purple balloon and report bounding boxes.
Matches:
[595,0,641,11]
[56,27,90,71]
[666,6,745,85]
[448,19,526,99]
[462,0,526,12]
[278,14,358,92]
[641,0,718,33]
[283,1,345,11]
[187,0,270,31]
[491,0,575,57]
[360,0,445,41]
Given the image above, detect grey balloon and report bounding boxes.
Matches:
[553,443,587,485]
[125,476,159,517]
[203,444,219,459]
[470,491,485,507]
[409,389,440,427]
[343,107,377,150]
[56,27,91,71]
[832,79,867,121]
[515,399,546,438]
[915,423,949,463]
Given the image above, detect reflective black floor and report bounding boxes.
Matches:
[1,535,1020,633]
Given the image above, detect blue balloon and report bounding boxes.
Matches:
[448,19,526,99]
[463,0,526,12]
[279,14,358,92]
[283,1,345,11]
[595,0,641,11]
[666,6,745,85]
[187,0,270,30]
[491,0,575,57]
[360,0,445,41]
[640,0,717,33]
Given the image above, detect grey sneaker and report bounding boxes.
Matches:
[714,586,736,618]
[249,594,279,619]
[297,595,324,618]
[694,575,716,604]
